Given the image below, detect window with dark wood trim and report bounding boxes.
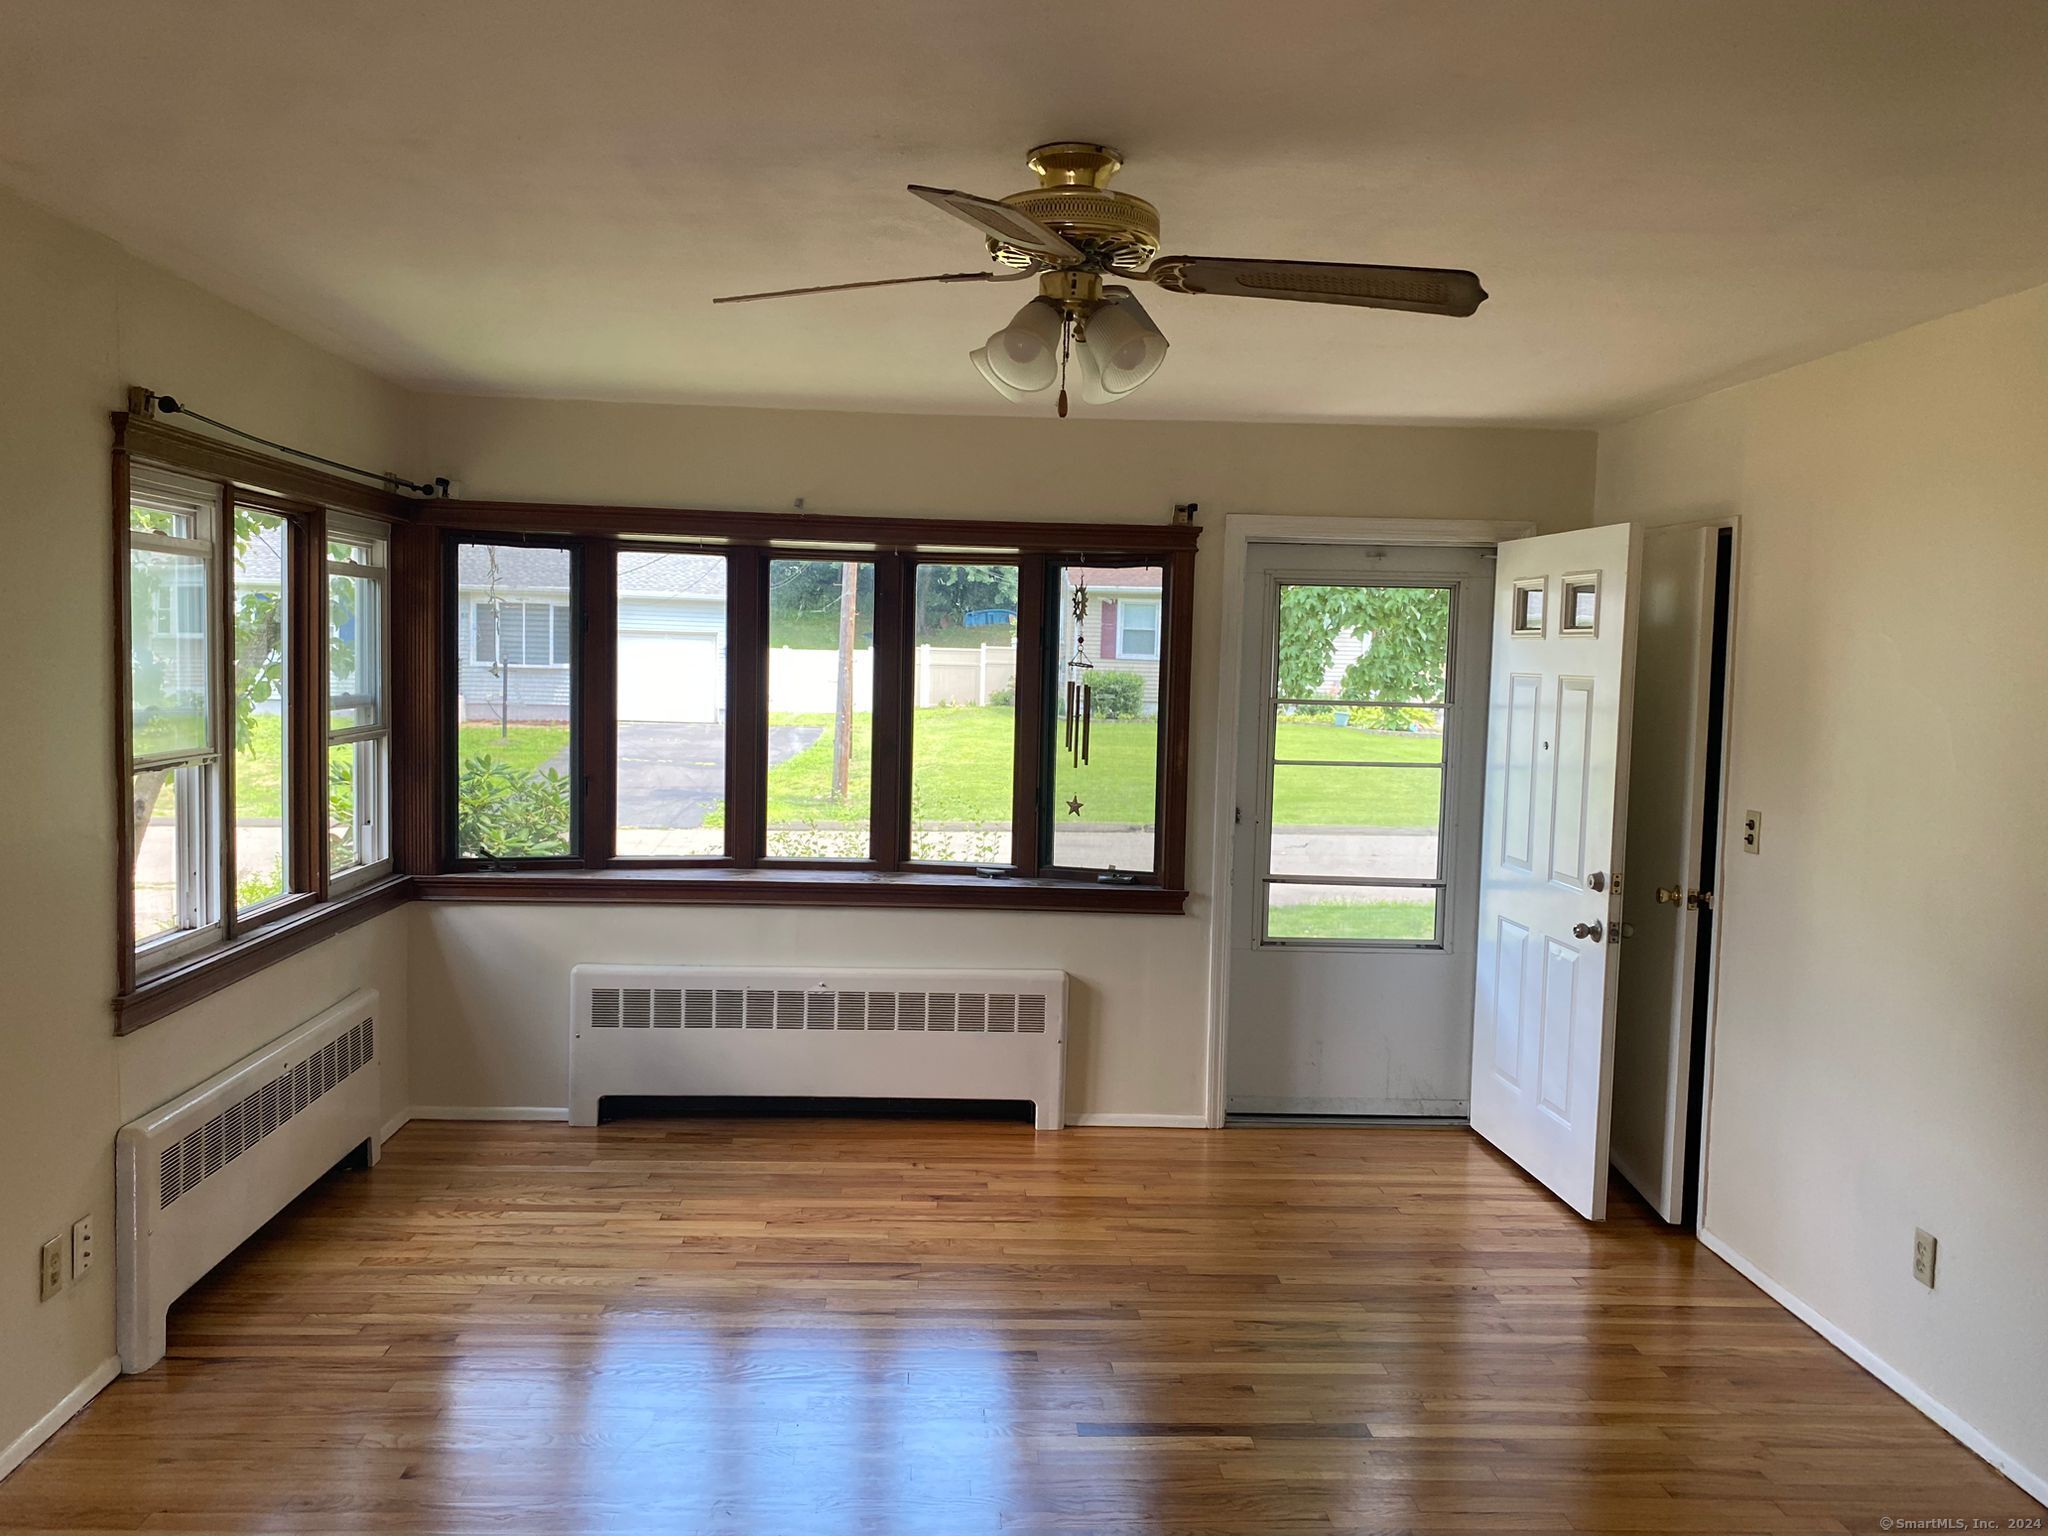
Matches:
[427,530,1197,897]
[111,411,1198,1030]
[113,414,411,1032]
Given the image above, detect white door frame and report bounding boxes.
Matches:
[1203,515,1537,1129]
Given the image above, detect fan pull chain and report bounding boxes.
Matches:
[1057,315,1071,418]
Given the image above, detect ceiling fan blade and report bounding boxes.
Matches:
[907,184,1082,262]
[1140,256,1487,316]
[712,270,1024,304]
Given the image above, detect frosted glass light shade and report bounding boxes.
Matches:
[981,297,1064,393]
[970,346,1028,401]
[1082,289,1169,395]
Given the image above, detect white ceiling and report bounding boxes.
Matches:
[5,0,2047,426]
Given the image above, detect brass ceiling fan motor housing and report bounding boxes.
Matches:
[992,142,1161,273]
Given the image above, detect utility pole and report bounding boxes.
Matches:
[832,562,857,802]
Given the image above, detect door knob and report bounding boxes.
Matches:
[1656,885,1685,906]
[1571,920,1604,942]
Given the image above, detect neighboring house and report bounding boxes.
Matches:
[1060,566,1165,717]
[457,547,728,723]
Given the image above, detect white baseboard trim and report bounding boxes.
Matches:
[407,1105,570,1122]
[377,1110,412,1145]
[1699,1226,2046,1505]
[0,1356,118,1484]
[1068,1113,1212,1128]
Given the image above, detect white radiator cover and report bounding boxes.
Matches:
[570,966,1067,1129]
[115,989,383,1373]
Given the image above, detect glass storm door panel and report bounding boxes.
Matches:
[1226,544,1495,1119]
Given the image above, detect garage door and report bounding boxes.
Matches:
[617,632,723,723]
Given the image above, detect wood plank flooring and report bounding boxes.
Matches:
[1,1119,2036,1533]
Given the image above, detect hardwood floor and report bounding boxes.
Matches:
[1,1119,2036,1533]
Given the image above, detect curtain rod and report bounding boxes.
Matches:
[132,388,448,497]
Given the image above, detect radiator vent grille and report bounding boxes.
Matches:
[157,1017,374,1210]
[587,986,1049,1037]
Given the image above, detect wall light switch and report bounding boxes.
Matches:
[1740,810,1762,854]
[71,1215,95,1281]
[1913,1228,1938,1289]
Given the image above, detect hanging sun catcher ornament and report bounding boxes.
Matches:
[1064,576,1094,795]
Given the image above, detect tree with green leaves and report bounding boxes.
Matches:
[1276,586,1450,709]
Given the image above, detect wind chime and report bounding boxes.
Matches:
[1063,577,1093,815]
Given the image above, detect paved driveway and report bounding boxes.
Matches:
[611,722,819,829]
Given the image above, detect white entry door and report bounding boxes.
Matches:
[1609,524,1722,1221]
[1226,543,1495,1117]
[1469,525,1641,1218]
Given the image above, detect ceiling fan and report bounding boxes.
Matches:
[714,142,1488,414]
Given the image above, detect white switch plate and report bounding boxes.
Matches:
[1740,809,1762,854]
[71,1215,94,1281]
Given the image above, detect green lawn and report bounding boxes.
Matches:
[737,709,1443,829]
[1267,898,1438,942]
[738,709,1439,830]
[228,709,1437,834]
[758,712,872,828]
[911,706,1018,823]
[458,721,570,775]
[770,615,874,651]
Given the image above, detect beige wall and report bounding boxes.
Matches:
[0,186,415,1466]
[1596,282,2048,1490]
[407,395,1598,1118]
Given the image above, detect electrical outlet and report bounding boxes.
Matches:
[38,1236,65,1301]
[1740,809,1763,854]
[71,1215,95,1281]
[1913,1228,1938,1289]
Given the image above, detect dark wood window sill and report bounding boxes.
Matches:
[115,877,413,1035]
[412,868,1189,914]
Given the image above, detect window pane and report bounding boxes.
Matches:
[1051,564,1161,874]
[766,559,873,860]
[133,766,209,943]
[1268,765,1442,880]
[328,569,381,733]
[616,551,729,858]
[910,563,1017,864]
[1277,582,1451,704]
[1265,884,1439,943]
[456,543,574,858]
[328,741,362,874]
[130,547,211,758]
[232,508,291,910]
[328,736,390,873]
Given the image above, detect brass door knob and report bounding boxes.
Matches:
[1656,885,1685,905]
[1571,920,1604,942]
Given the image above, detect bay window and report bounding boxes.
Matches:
[114,405,1195,1032]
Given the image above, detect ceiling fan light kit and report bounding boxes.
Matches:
[715,142,1487,414]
